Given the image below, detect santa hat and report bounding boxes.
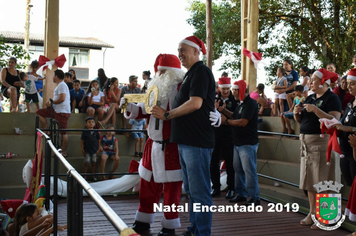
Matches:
[179,36,206,56]
[319,118,344,165]
[0,199,28,218]
[313,68,339,88]
[218,77,231,88]
[153,54,181,74]
[347,68,356,81]
[232,80,247,101]
[129,159,139,173]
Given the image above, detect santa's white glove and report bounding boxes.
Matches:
[119,97,127,109]
[209,110,221,127]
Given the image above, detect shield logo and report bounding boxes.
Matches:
[316,193,342,224]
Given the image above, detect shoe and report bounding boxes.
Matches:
[225,190,235,199]
[132,221,150,233]
[229,195,247,203]
[182,231,193,236]
[157,227,175,236]
[210,189,220,197]
[288,129,295,134]
[244,198,261,206]
[134,152,139,157]
[139,152,143,158]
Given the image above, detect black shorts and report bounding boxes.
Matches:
[1,86,20,100]
[25,93,39,103]
[88,104,101,110]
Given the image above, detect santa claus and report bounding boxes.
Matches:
[121,54,185,236]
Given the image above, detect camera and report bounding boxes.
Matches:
[91,87,95,92]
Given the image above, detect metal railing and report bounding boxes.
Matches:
[37,129,130,236]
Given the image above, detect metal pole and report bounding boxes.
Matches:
[53,152,58,236]
[44,140,51,211]
[77,180,83,236]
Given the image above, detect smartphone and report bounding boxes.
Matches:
[91,87,95,92]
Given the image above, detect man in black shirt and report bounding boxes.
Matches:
[152,36,215,236]
[220,80,260,206]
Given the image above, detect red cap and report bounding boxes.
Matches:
[232,80,246,101]
[153,54,181,74]
[313,68,338,86]
[347,68,356,81]
[218,77,231,88]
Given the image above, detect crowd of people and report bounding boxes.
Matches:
[4,36,356,236]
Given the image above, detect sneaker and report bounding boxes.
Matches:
[134,152,139,157]
[132,221,150,233]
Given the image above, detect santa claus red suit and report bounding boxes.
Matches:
[123,54,185,235]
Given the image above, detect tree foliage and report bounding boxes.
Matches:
[0,35,30,70]
[186,0,356,83]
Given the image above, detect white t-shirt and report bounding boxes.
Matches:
[19,222,29,236]
[88,91,104,103]
[53,81,70,113]
[23,75,38,94]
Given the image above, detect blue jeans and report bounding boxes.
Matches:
[233,144,260,200]
[178,144,213,236]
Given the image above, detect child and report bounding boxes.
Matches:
[280,85,305,134]
[99,124,120,180]
[13,203,66,236]
[273,67,288,116]
[80,117,100,181]
[127,118,147,157]
[19,72,45,113]
[70,79,85,113]
[64,72,73,90]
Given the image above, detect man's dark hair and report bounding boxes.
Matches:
[19,72,26,80]
[54,69,65,80]
[295,85,304,92]
[85,116,95,123]
[129,75,138,82]
[65,72,72,78]
[73,79,80,84]
[221,71,228,77]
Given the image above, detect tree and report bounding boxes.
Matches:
[186,0,356,83]
[0,35,30,70]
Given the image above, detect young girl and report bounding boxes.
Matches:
[299,66,310,98]
[98,77,121,128]
[19,72,45,113]
[13,203,66,236]
[99,124,120,180]
[85,80,105,124]
[273,67,288,115]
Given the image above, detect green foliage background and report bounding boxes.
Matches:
[186,0,356,84]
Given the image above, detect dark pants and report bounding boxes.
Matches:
[340,154,356,186]
[210,138,234,191]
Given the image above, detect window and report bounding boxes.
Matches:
[69,49,89,67]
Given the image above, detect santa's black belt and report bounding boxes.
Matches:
[154,140,170,151]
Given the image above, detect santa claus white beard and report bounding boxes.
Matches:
[147,69,185,103]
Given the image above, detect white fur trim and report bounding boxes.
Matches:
[124,103,140,119]
[139,162,152,182]
[180,39,201,51]
[232,85,239,89]
[157,66,182,72]
[135,210,155,223]
[218,84,231,88]
[324,79,331,85]
[314,70,323,79]
[137,103,147,115]
[152,142,167,182]
[347,75,356,81]
[161,217,181,229]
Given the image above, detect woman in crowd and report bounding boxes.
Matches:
[95,68,108,91]
[250,83,271,116]
[299,66,310,98]
[294,68,341,229]
[0,57,23,112]
[282,59,299,110]
[98,77,121,127]
[141,70,151,93]
[332,69,356,188]
[68,69,76,81]
[333,75,353,114]
[326,63,340,89]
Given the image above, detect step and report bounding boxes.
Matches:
[0,184,27,200]
[258,135,301,163]
[0,135,35,158]
[258,116,300,134]
[257,159,300,190]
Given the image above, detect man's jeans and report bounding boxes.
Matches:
[178,144,213,236]
[233,144,260,200]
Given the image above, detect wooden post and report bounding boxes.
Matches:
[24,0,32,72]
[241,0,259,92]
[206,0,213,69]
[43,0,59,106]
